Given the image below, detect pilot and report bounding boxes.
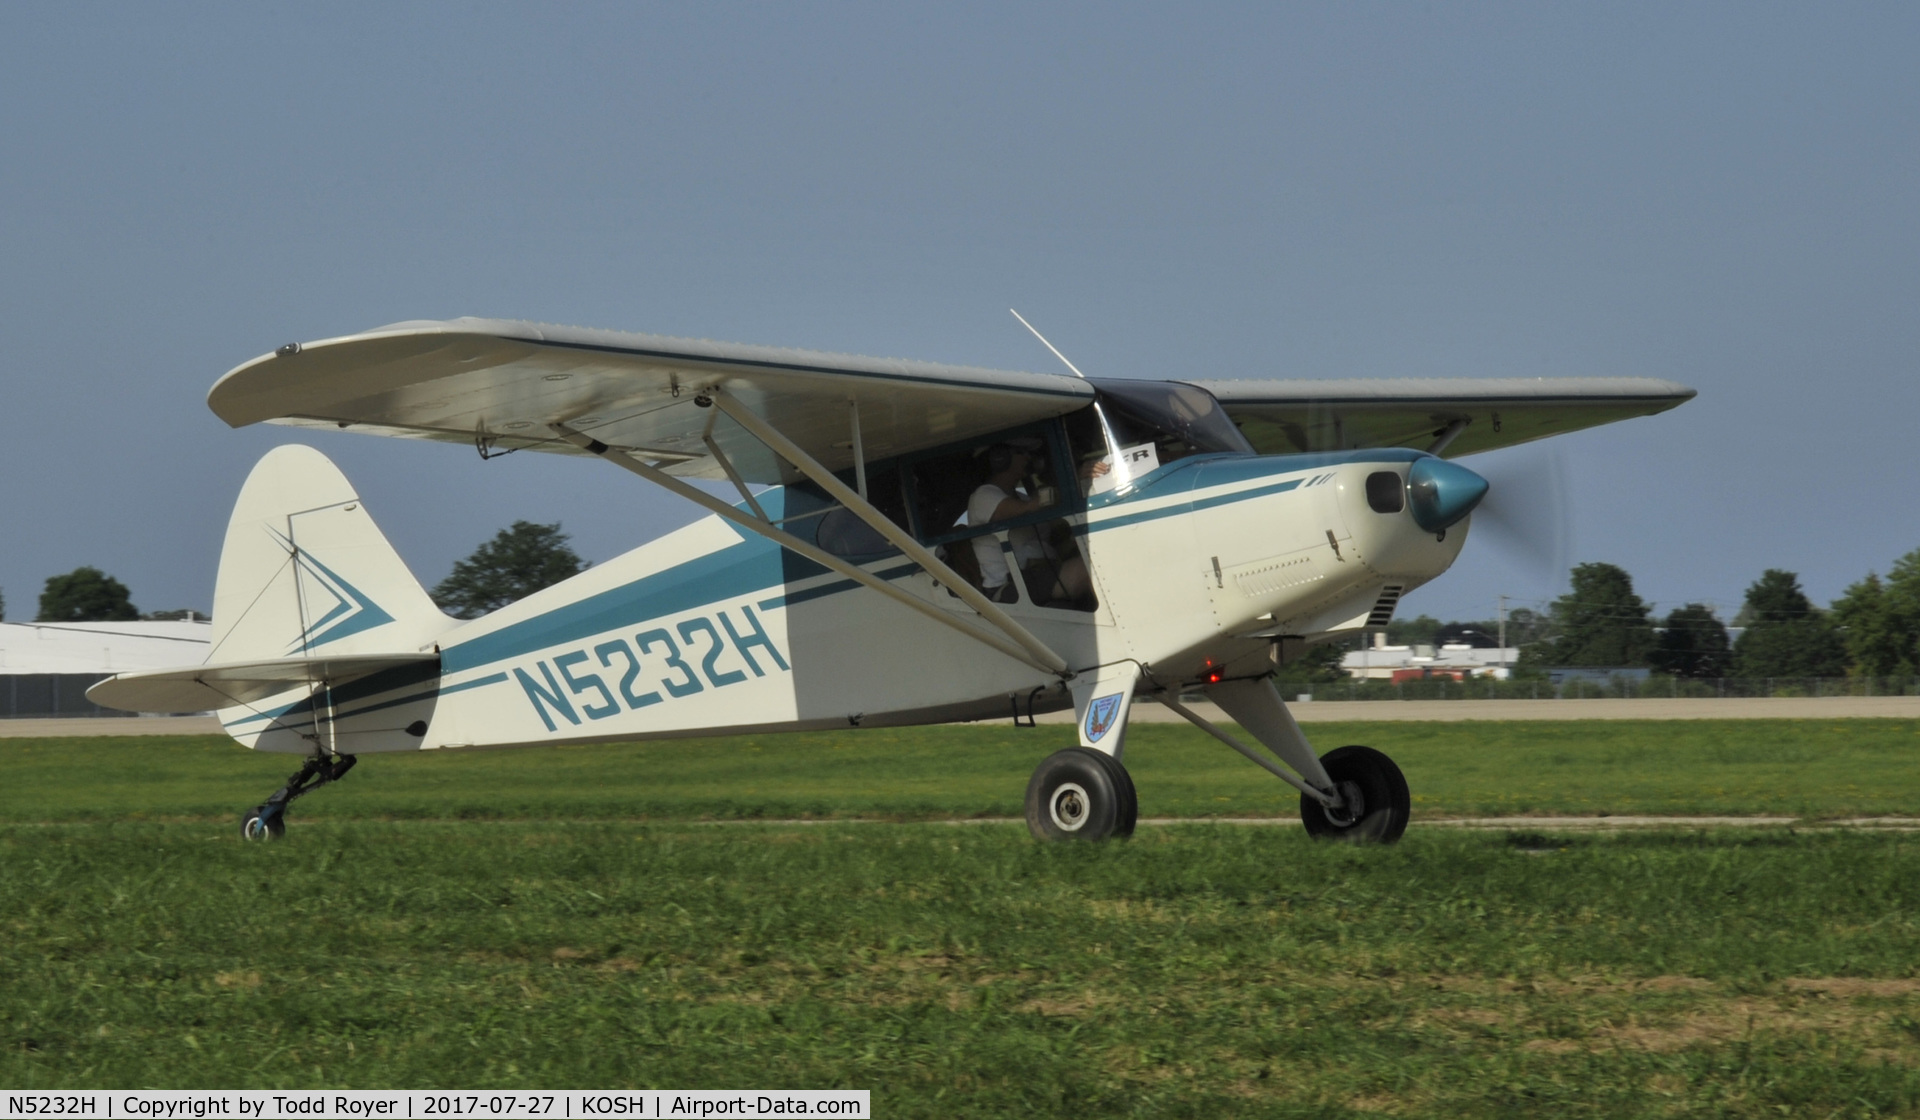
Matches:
[967,440,1102,604]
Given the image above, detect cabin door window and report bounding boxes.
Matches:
[905,418,1101,613]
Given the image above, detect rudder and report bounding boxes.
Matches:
[209,445,454,664]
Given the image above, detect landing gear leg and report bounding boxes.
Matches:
[1027,663,1143,842]
[241,753,357,841]
[1186,678,1412,844]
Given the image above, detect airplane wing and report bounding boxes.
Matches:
[1189,377,1696,458]
[209,318,1095,483]
[86,653,439,714]
[210,317,1694,474]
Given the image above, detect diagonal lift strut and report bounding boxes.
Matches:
[709,393,1069,676]
[548,421,1072,680]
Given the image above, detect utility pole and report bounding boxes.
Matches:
[1497,595,1508,669]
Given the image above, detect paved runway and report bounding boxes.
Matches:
[4,695,1917,737]
[1040,696,1920,723]
[0,716,224,737]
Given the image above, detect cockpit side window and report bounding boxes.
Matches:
[1089,380,1252,469]
[901,420,1099,612]
[906,422,1069,543]
[780,461,909,560]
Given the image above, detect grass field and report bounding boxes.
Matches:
[5,719,1920,823]
[4,721,1920,1116]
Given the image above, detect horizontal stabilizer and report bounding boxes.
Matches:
[86,653,439,714]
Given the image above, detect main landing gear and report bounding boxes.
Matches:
[241,753,357,841]
[1300,745,1410,844]
[1025,747,1138,841]
[1021,742,1410,843]
[1049,677,1415,845]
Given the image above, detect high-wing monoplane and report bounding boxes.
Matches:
[90,317,1694,841]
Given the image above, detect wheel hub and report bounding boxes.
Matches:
[1049,782,1091,832]
[1323,780,1367,827]
[242,809,278,842]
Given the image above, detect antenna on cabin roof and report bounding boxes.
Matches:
[1009,309,1089,380]
[1010,309,1139,495]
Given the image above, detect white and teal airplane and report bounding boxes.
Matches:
[89,317,1693,842]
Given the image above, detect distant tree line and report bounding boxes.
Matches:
[1346,548,1920,681]
[9,521,588,628]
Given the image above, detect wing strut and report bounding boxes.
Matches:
[701,408,769,521]
[1426,418,1470,455]
[548,423,1071,679]
[709,393,1071,677]
[849,399,868,500]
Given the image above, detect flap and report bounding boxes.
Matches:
[1189,377,1696,458]
[86,653,439,714]
[209,318,1095,484]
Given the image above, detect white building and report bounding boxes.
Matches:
[1341,633,1519,680]
[0,619,212,674]
[0,620,211,716]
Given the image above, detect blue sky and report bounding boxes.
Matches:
[2,3,1915,626]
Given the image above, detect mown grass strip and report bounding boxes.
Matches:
[2,823,1917,1117]
[3,719,1919,823]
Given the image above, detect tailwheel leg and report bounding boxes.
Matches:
[241,753,357,841]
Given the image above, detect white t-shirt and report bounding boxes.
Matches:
[967,483,1052,589]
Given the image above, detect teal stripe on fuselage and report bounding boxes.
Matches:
[222,658,443,729]
[1081,447,1425,532]
[439,535,788,675]
[432,449,1421,678]
[441,671,509,694]
[1087,477,1302,532]
[759,561,924,610]
[1085,446,1427,511]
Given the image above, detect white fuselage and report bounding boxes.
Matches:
[224,449,1464,754]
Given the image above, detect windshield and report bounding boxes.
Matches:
[1089,380,1252,467]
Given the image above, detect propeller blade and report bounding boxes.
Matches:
[1463,443,1571,586]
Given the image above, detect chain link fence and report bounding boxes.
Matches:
[1290,676,1920,701]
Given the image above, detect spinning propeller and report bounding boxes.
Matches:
[1459,443,1573,587]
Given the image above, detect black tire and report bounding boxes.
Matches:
[1299,745,1410,844]
[1026,748,1134,841]
[241,807,286,842]
[1098,750,1139,839]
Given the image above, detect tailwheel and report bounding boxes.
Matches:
[1025,747,1137,842]
[1300,745,1410,844]
[239,753,357,841]
[241,806,286,842]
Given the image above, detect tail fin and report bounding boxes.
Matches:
[209,445,454,663]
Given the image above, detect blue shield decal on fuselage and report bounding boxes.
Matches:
[1084,693,1123,743]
